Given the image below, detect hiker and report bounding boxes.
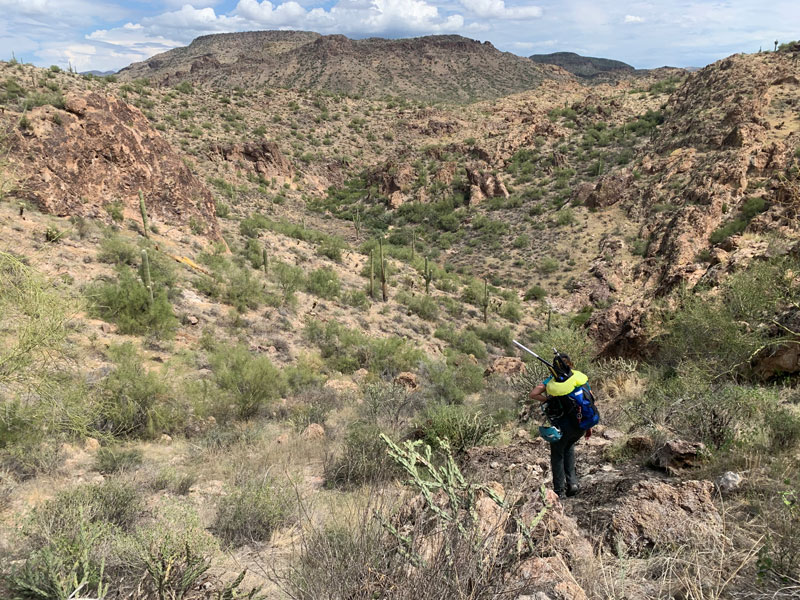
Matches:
[529,352,597,499]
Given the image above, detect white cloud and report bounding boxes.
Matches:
[459,0,541,20]
[624,14,644,23]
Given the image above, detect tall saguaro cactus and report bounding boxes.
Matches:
[379,238,388,302]
[369,249,375,300]
[138,190,149,238]
[423,257,433,294]
[140,250,154,305]
[262,246,269,275]
[482,278,489,323]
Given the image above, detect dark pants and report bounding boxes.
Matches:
[549,423,584,495]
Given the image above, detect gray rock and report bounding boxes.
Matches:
[716,471,743,493]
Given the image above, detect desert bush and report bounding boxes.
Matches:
[87,267,177,338]
[317,236,345,261]
[289,386,340,430]
[93,447,143,474]
[526,325,596,375]
[537,256,559,274]
[412,403,497,454]
[148,468,197,496]
[285,353,327,392]
[273,261,305,305]
[524,285,547,301]
[324,422,398,488]
[0,251,70,392]
[359,381,421,429]
[343,289,370,309]
[97,233,138,265]
[434,325,487,359]
[224,265,265,312]
[97,343,172,438]
[210,344,286,419]
[399,292,439,321]
[114,498,217,599]
[423,355,485,405]
[306,267,341,300]
[214,477,295,546]
[472,324,512,348]
[304,319,423,376]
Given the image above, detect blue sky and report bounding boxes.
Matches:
[1,0,797,72]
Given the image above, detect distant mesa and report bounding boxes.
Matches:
[80,70,117,77]
[118,30,571,103]
[529,51,636,78]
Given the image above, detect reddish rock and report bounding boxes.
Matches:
[585,170,633,209]
[393,371,419,390]
[652,439,707,472]
[484,356,525,377]
[300,423,325,440]
[610,480,720,554]
[207,139,293,179]
[465,165,508,204]
[8,91,219,237]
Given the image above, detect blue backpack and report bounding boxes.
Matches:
[568,384,600,430]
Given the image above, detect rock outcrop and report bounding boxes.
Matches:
[7,91,219,237]
[207,140,294,180]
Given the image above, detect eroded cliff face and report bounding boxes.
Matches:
[6,91,220,238]
[584,52,800,356]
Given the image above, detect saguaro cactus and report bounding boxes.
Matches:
[423,257,433,294]
[411,231,417,261]
[369,249,375,300]
[140,250,154,304]
[482,278,489,323]
[379,238,387,302]
[262,246,269,275]
[138,190,149,238]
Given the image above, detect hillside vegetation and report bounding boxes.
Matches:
[0,39,799,599]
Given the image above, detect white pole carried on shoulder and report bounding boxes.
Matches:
[512,339,554,369]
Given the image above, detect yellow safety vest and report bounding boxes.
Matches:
[545,370,588,397]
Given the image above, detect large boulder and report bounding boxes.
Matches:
[651,439,707,473]
[465,165,509,204]
[7,92,219,237]
[610,480,721,554]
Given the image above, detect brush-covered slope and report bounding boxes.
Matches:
[529,51,636,78]
[119,31,569,103]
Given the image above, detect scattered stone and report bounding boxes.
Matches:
[275,433,290,445]
[353,368,369,382]
[715,471,743,494]
[99,322,113,334]
[626,435,655,453]
[186,315,199,325]
[484,356,525,377]
[301,423,325,440]
[514,428,531,440]
[393,371,418,390]
[323,378,359,395]
[611,480,721,555]
[83,437,100,453]
[602,428,624,441]
[652,439,707,473]
[160,434,173,445]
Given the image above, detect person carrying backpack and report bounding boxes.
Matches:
[528,351,599,499]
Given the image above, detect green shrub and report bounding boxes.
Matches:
[116,499,217,599]
[472,324,512,348]
[306,267,341,300]
[434,326,487,359]
[537,257,559,274]
[273,261,305,305]
[214,478,294,546]
[304,319,423,376]
[317,237,345,261]
[400,292,439,321]
[709,219,747,244]
[87,267,177,338]
[343,289,370,309]
[97,234,137,265]
[98,343,172,438]
[524,285,547,301]
[225,265,264,312]
[413,404,498,454]
[210,344,287,419]
[325,422,398,488]
[93,447,143,474]
[422,356,485,405]
[498,300,522,323]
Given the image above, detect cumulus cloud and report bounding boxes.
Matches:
[459,0,541,20]
[624,14,644,23]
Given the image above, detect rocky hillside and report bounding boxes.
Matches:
[119,31,571,103]
[1,43,799,600]
[530,51,636,78]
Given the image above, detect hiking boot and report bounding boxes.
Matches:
[566,484,580,497]
[554,490,566,500]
